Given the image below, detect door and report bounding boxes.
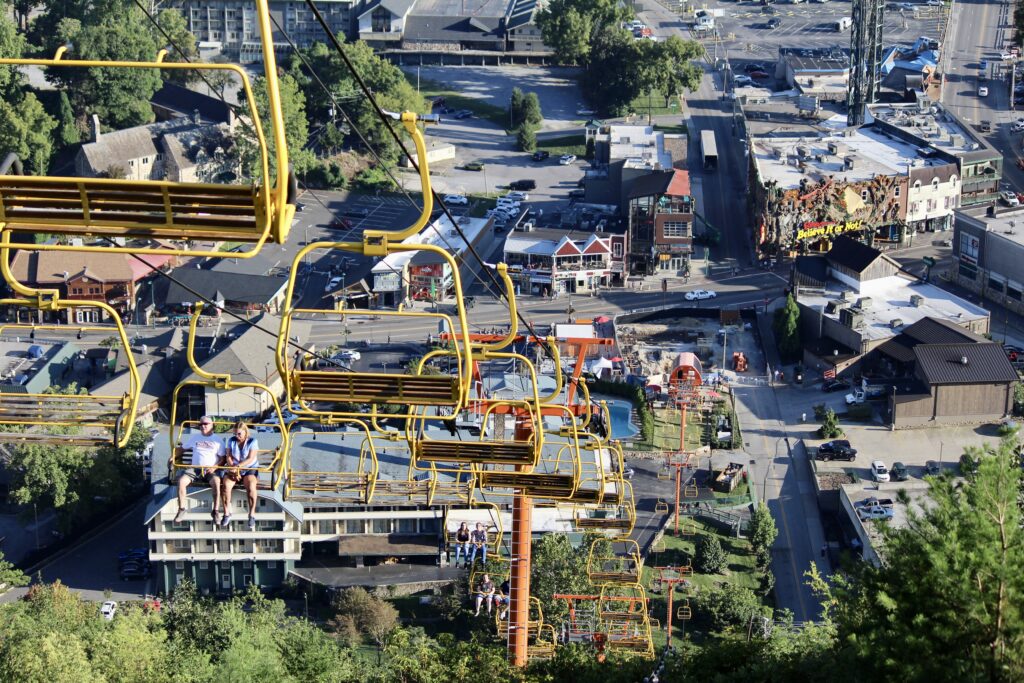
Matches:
[221,573,231,591]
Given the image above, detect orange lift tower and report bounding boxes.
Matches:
[651,564,693,641]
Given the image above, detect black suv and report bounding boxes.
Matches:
[510,179,536,191]
[817,440,857,461]
[532,151,550,161]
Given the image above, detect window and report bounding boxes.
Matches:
[174,560,185,569]
[1008,282,1023,301]
[910,202,920,213]
[199,561,209,569]
[345,519,363,534]
[959,261,978,280]
[988,275,1005,293]
[612,242,623,258]
[142,157,149,164]
[420,518,440,533]
[913,181,921,190]
[317,519,334,534]
[397,518,417,534]
[663,221,689,237]
[266,561,277,569]
[932,178,940,189]
[172,539,189,550]
[894,185,900,197]
[243,575,253,586]
[944,196,951,209]
[371,518,390,534]
[169,520,188,531]
[860,189,868,201]
[243,560,252,568]
[951,175,958,185]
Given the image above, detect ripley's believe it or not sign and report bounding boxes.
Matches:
[796,220,864,240]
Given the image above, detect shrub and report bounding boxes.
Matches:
[693,583,763,630]
[817,408,843,439]
[694,534,727,574]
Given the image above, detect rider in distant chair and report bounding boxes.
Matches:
[221,421,260,531]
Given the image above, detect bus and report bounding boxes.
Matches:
[701,130,718,171]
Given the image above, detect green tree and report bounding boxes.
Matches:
[509,86,525,128]
[694,533,727,574]
[817,407,842,439]
[0,92,57,174]
[535,0,631,66]
[692,583,764,631]
[56,91,80,147]
[236,72,312,181]
[331,587,398,649]
[522,92,542,127]
[516,123,537,152]
[155,9,199,85]
[0,549,27,590]
[773,293,801,361]
[0,11,25,98]
[12,0,39,32]
[49,8,163,129]
[820,438,1024,681]
[646,36,704,106]
[580,27,643,116]
[530,533,603,623]
[749,502,778,568]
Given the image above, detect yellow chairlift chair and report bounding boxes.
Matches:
[0,0,295,258]
[586,539,643,587]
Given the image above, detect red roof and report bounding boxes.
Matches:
[582,235,610,255]
[554,237,582,256]
[666,170,691,197]
[128,253,174,281]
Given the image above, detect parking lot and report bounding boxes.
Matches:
[664,0,946,61]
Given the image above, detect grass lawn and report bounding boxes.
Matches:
[628,89,682,118]
[653,123,687,134]
[535,133,587,157]
[649,407,704,452]
[642,521,763,648]
[415,77,510,130]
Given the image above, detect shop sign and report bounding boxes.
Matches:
[796,220,864,240]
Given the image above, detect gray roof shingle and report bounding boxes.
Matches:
[158,268,287,306]
[914,343,1019,385]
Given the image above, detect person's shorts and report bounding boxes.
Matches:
[181,468,219,484]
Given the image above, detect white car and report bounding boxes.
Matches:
[734,75,754,87]
[443,194,468,206]
[1001,53,1017,62]
[324,275,343,292]
[925,0,942,5]
[575,108,596,117]
[978,85,989,97]
[101,601,117,621]
[335,349,361,362]
[506,191,529,201]
[1012,121,1024,133]
[684,289,717,301]
[559,154,577,165]
[871,460,891,483]
[857,505,895,521]
[1001,191,1020,206]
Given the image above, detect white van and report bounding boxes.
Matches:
[834,17,852,31]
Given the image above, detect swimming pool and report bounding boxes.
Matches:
[605,399,639,440]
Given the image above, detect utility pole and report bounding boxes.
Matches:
[1011,57,1018,112]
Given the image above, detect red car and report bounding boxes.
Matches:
[749,70,770,79]
[330,217,352,229]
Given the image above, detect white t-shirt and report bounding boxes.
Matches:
[183,431,224,468]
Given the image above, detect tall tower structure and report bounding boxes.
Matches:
[847,0,885,127]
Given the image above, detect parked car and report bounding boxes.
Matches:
[452,109,472,119]
[980,59,989,69]
[925,0,942,5]
[924,460,941,476]
[442,194,468,206]
[845,389,868,405]
[854,496,894,509]
[568,189,585,200]
[506,191,529,201]
[749,70,770,79]
[118,548,148,562]
[734,75,754,87]
[1010,121,1024,133]
[817,439,857,461]
[464,161,484,171]
[978,85,990,97]
[531,150,550,161]
[857,505,895,521]
[120,566,152,580]
[101,601,117,620]
[576,107,596,116]
[510,179,536,191]
[891,461,910,481]
[324,276,343,292]
[767,18,781,29]
[335,349,361,362]
[559,154,577,165]
[822,379,851,393]
[330,217,352,229]
[684,289,717,301]
[1001,190,1020,206]
[870,460,891,483]
[744,63,767,73]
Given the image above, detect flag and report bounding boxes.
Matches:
[824,368,836,380]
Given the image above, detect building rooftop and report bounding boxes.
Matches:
[605,125,676,169]
[751,112,950,190]
[372,215,491,274]
[411,0,509,17]
[957,205,1024,248]
[827,235,892,274]
[876,316,989,363]
[781,46,851,73]
[504,230,612,257]
[913,343,1019,385]
[799,275,990,342]
[868,102,986,158]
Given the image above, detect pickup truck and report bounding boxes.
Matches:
[854,497,894,509]
[857,505,895,521]
[845,389,867,405]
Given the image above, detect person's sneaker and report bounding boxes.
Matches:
[212,510,221,525]
[247,516,256,531]
[220,513,232,528]
[174,509,185,524]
